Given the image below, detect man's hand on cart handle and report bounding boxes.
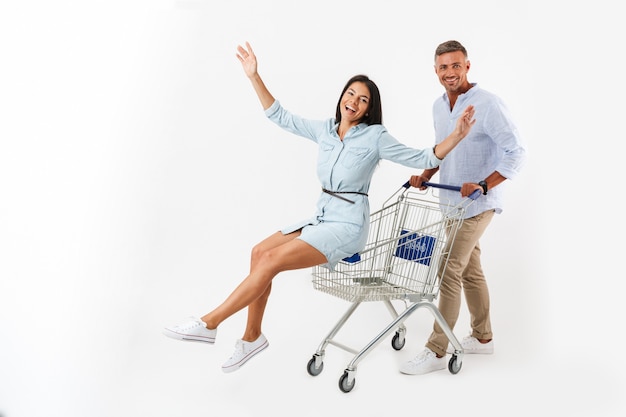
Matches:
[408,175,431,190]
[461,183,484,199]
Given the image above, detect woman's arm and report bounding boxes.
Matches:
[236,42,275,110]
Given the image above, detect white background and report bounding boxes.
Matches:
[1,1,624,416]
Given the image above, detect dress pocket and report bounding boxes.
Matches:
[318,142,335,164]
[340,147,371,169]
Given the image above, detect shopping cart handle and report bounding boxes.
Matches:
[422,181,460,191]
[403,181,481,200]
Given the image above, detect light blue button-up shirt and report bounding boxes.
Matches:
[433,84,527,219]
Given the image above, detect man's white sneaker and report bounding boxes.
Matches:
[399,348,446,375]
[163,317,216,344]
[447,335,494,354]
[222,334,269,373]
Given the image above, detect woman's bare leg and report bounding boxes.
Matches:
[243,232,300,341]
[201,231,326,339]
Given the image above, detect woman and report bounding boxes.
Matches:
[163,42,476,373]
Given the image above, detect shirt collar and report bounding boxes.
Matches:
[442,83,479,106]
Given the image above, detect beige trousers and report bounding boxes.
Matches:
[425,209,495,357]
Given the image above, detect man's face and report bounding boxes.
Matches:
[434,51,471,95]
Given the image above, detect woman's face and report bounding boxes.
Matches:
[339,81,370,125]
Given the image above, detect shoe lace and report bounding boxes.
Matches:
[409,349,434,365]
[177,318,202,331]
[229,339,245,358]
[462,335,479,346]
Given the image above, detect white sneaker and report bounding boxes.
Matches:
[447,335,494,354]
[221,334,269,373]
[163,317,216,344]
[399,348,446,375]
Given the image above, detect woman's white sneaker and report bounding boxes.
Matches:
[163,317,217,344]
[222,334,269,373]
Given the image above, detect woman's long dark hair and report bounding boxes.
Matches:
[335,74,383,126]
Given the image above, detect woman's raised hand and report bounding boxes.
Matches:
[236,41,257,78]
[236,41,275,110]
[454,105,476,139]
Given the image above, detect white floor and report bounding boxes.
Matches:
[1,261,623,417]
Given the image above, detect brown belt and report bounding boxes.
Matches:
[322,188,368,204]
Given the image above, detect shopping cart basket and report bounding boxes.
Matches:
[307,181,480,392]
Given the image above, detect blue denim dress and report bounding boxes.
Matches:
[265,100,441,269]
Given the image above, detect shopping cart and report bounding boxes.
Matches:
[307,181,480,392]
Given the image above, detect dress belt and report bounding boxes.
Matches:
[322,188,368,204]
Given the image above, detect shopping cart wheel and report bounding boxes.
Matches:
[391,332,405,350]
[338,371,355,393]
[448,355,462,374]
[306,356,324,376]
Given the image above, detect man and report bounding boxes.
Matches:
[400,40,527,375]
